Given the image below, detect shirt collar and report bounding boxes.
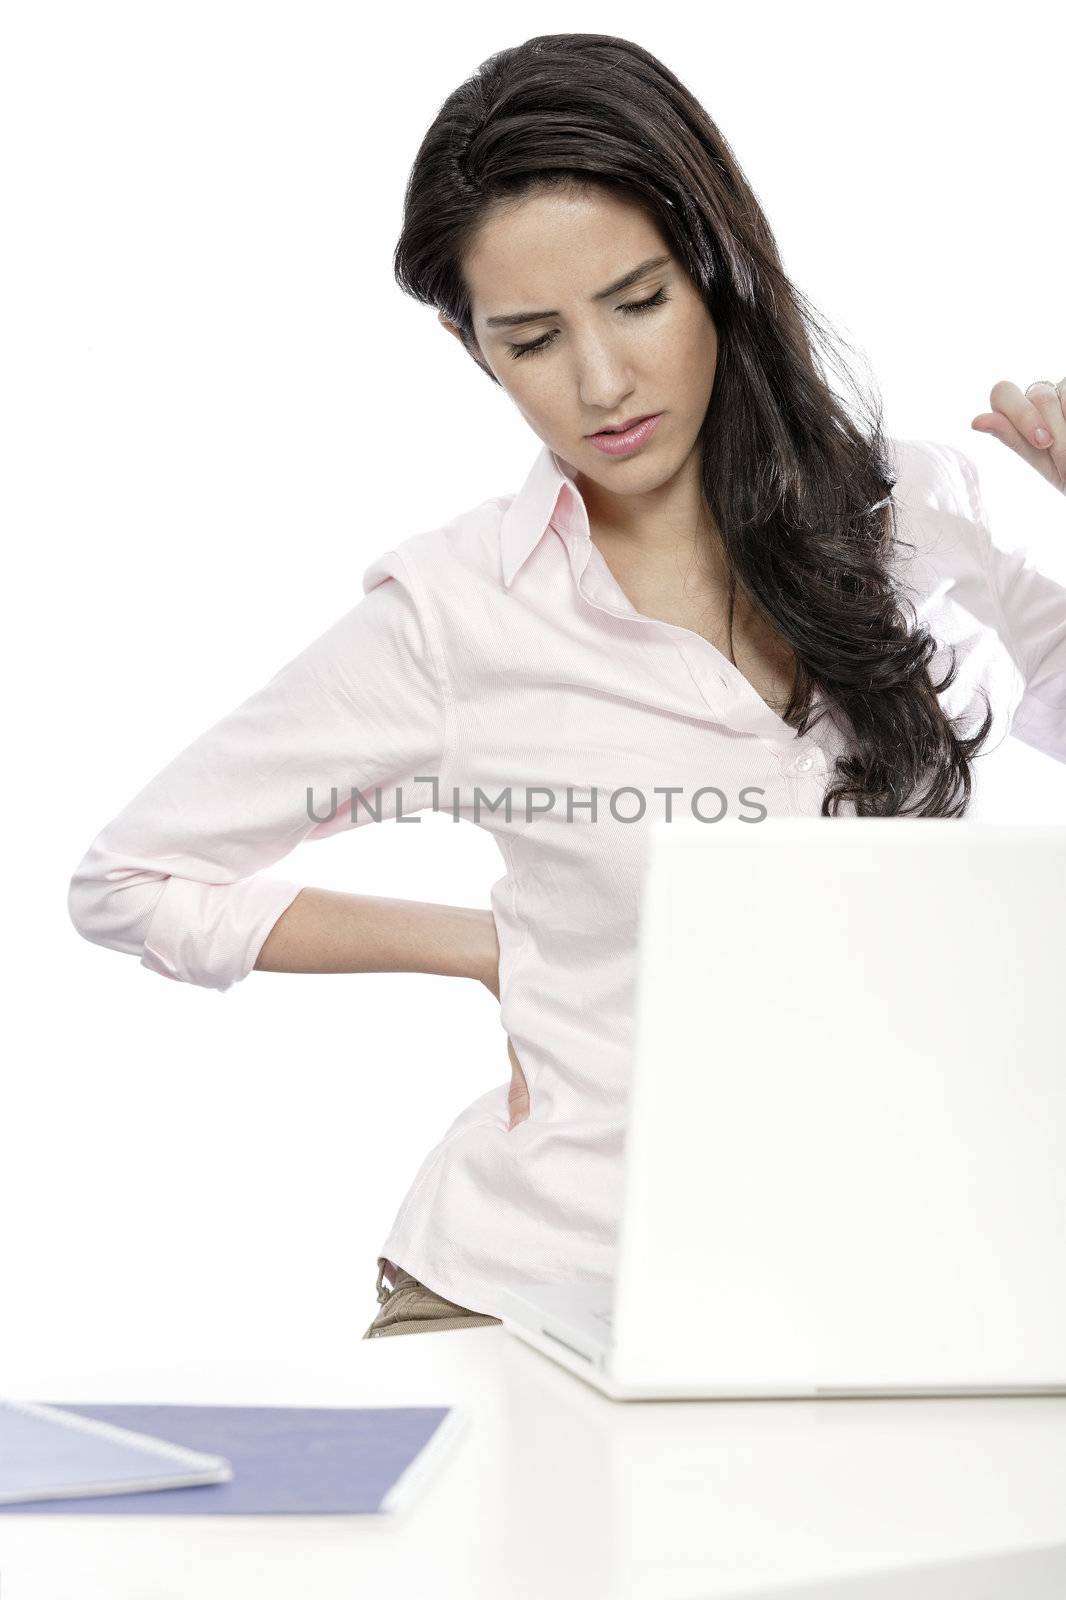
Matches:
[500,442,589,589]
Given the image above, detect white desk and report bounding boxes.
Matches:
[2,1327,1065,1600]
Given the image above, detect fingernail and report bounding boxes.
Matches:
[1035,426,1052,445]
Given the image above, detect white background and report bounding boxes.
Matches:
[4,1,1064,1389]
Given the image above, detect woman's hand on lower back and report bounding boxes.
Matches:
[478,911,531,1128]
[506,1036,531,1130]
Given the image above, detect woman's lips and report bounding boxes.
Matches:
[587,413,663,457]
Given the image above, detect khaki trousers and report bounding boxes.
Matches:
[362,1259,504,1339]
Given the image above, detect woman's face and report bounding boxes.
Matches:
[440,184,719,535]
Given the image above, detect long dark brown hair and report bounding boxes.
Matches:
[392,32,993,816]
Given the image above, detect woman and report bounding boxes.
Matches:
[67,34,1066,1340]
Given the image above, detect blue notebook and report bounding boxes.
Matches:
[0,1400,232,1505]
[0,1401,467,1515]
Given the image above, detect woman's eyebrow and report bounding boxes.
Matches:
[484,253,672,330]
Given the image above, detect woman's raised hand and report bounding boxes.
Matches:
[972,377,1066,494]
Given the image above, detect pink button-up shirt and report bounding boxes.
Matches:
[68,437,1066,1319]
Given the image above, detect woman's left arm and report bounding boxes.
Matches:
[965,376,1066,762]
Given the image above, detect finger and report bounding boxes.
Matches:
[988,379,1056,450]
[971,408,1034,454]
[1023,378,1066,485]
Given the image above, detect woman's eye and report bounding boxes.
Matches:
[506,287,670,361]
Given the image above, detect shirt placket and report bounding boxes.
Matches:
[558,515,829,790]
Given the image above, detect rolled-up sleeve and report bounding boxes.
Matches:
[67,549,447,991]
[952,448,1066,764]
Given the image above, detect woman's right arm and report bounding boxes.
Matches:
[67,553,492,993]
[254,886,499,986]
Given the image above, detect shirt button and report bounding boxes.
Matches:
[794,752,815,772]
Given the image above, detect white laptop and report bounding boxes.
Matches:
[494,817,1066,1402]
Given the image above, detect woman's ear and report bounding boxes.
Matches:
[438,310,499,385]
